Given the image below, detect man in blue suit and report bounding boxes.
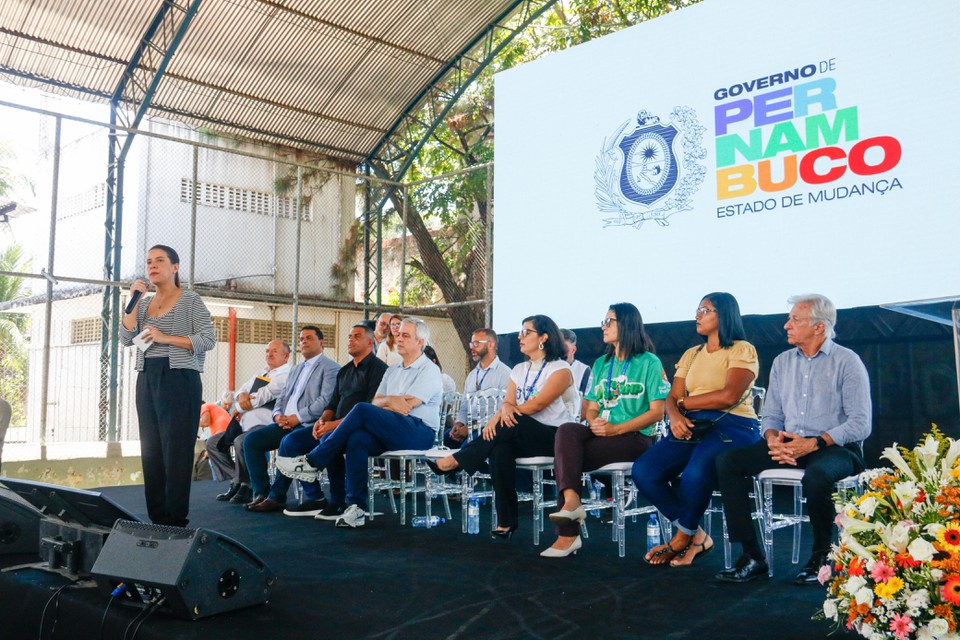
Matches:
[243,325,340,512]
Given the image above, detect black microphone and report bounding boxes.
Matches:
[125,289,143,314]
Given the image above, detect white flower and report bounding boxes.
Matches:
[895,480,920,505]
[845,575,867,594]
[856,586,874,605]
[913,501,927,515]
[860,623,875,637]
[883,445,918,481]
[919,627,936,640]
[917,435,940,470]
[926,523,946,538]
[823,598,838,620]
[908,537,937,563]
[942,439,960,475]
[931,568,944,580]
[880,521,913,553]
[906,589,931,609]
[929,619,950,637]
[859,496,879,517]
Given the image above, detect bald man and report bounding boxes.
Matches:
[207,339,292,503]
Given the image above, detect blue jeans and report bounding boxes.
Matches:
[632,410,760,534]
[276,427,346,505]
[303,403,435,507]
[243,423,304,500]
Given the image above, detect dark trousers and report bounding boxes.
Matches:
[453,415,557,529]
[243,423,305,500]
[716,438,864,556]
[276,426,345,505]
[136,358,202,527]
[303,403,435,507]
[553,422,654,537]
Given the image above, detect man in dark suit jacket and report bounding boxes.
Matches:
[242,326,339,512]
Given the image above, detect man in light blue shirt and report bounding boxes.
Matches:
[716,294,871,585]
[276,317,442,528]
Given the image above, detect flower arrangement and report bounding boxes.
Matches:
[822,427,960,639]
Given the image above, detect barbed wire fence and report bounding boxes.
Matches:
[0,100,491,466]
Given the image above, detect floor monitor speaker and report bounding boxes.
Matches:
[91,520,276,620]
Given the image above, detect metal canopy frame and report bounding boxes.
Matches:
[359,0,559,310]
[98,0,203,440]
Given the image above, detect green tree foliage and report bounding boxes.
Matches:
[0,243,31,429]
[374,0,699,364]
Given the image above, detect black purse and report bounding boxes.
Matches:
[674,345,750,444]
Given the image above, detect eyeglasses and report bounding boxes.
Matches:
[695,306,717,316]
[518,328,537,338]
[600,318,617,328]
[469,340,490,347]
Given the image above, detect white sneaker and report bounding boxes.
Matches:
[335,504,366,528]
[276,455,319,482]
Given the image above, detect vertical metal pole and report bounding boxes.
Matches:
[399,183,407,312]
[362,167,371,318]
[99,108,119,439]
[39,117,61,451]
[376,184,383,310]
[107,138,126,442]
[291,166,303,365]
[485,164,494,327]
[189,144,198,287]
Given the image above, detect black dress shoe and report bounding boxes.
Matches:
[229,485,253,504]
[247,498,286,513]
[216,484,241,501]
[794,551,829,585]
[716,554,769,583]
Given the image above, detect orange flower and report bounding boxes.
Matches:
[942,575,960,606]
[894,552,921,568]
[848,557,865,577]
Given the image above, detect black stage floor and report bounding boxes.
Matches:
[2,481,844,639]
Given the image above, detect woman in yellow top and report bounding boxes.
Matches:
[633,292,760,567]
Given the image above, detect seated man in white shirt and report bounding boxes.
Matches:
[562,328,593,421]
[445,328,512,448]
[207,339,292,504]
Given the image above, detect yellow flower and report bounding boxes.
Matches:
[938,522,960,551]
[875,577,904,600]
[846,508,858,518]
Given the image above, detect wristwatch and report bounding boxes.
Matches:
[815,435,828,450]
[677,397,686,413]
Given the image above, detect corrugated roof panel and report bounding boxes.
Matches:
[0,0,532,160]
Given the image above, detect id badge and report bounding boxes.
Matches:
[600,409,611,420]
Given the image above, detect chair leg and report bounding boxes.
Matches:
[532,468,543,545]
[367,459,376,521]
[791,483,802,565]
[722,508,733,570]
[762,478,774,577]
[615,472,626,558]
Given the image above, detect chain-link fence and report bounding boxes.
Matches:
[0,99,492,469]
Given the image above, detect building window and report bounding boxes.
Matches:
[180,179,311,221]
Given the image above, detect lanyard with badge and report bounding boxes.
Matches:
[474,364,490,391]
[600,357,631,419]
[518,360,547,403]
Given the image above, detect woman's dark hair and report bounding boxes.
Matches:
[521,314,565,362]
[149,244,181,288]
[423,345,442,370]
[603,302,654,363]
[700,291,747,348]
[386,314,403,349]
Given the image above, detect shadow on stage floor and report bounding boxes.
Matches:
[1,480,843,639]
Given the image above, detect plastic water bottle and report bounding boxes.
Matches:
[467,498,480,534]
[588,480,603,516]
[646,514,661,553]
[411,515,445,528]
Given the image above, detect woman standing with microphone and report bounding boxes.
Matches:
[120,245,215,526]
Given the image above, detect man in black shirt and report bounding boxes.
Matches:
[274,324,388,519]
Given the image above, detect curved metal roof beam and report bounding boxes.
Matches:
[364,0,560,184]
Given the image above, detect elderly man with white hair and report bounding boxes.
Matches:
[715,294,872,585]
[276,317,442,528]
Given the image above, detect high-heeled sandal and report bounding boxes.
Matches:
[490,526,517,540]
[425,459,460,477]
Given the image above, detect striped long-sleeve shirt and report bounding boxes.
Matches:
[119,289,216,372]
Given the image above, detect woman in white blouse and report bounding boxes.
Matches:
[375,313,403,366]
[429,314,576,539]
